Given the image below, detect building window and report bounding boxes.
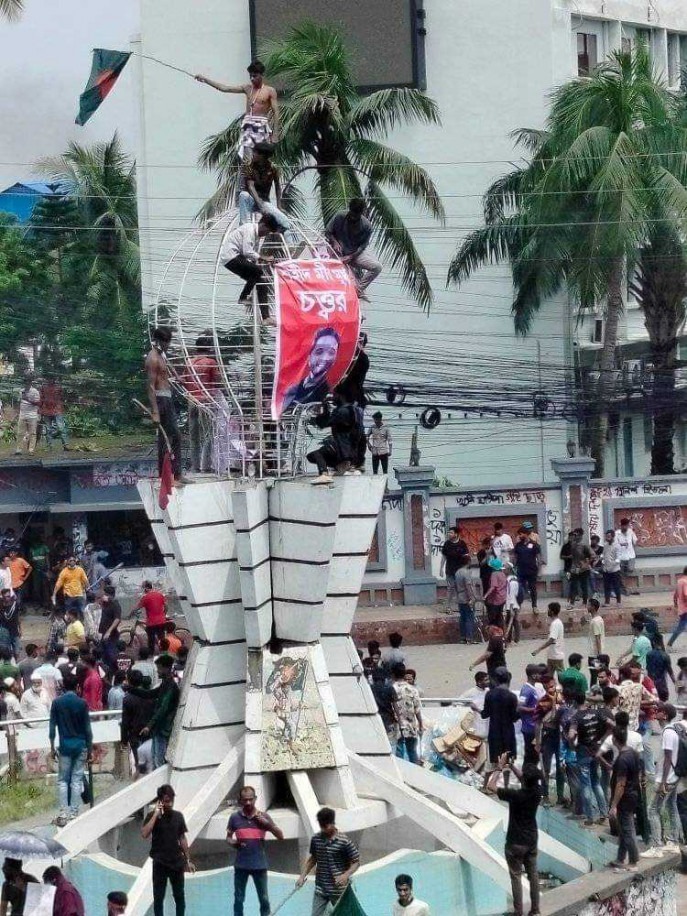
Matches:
[622,416,634,477]
[621,37,632,53]
[577,33,598,76]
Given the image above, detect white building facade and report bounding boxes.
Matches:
[134,0,687,487]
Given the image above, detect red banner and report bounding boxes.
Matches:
[271,259,360,419]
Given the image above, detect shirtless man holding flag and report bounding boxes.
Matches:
[195,60,280,158]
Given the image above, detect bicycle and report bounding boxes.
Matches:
[119,608,192,655]
[472,599,488,643]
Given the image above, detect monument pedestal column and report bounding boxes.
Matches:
[395,466,437,606]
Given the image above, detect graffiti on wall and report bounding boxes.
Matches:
[576,868,676,916]
[546,508,561,546]
[454,489,547,508]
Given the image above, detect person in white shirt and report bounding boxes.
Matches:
[491,523,514,563]
[1,678,23,721]
[641,702,682,857]
[392,874,430,916]
[587,598,606,676]
[457,671,490,739]
[32,656,63,703]
[614,518,638,596]
[505,564,521,644]
[0,557,14,597]
[219,213,280,319]
[14,378,40,455]
[19,673,50,723]
[531,602,565,676]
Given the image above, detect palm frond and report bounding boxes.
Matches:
[315,164,362,229]
[366,180,432,311]
[0,0,23,21]
[447,218,528,288]
[348,138,445,223]
[349,89,440,139]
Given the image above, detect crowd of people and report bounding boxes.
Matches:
[440,518,644,643]
[0,572,185,832]
[361,600,687,914]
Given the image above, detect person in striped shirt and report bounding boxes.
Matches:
[227,786,284,916]
[296,808,359,915]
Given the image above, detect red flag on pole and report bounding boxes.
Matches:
[158,451,174,510]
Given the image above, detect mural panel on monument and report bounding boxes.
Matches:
[256,647,335,772]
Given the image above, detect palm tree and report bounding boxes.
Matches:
[630,223,687,474]
[447,47,687,476]
[0,0,23,21]
[35,133,145,422]
[199,21,445,310]
[36,132,140,298]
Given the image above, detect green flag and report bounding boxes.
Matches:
[76,49,131,126]
[331,886,368,916]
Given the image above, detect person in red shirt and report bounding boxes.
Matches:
[42,865,84,916]
[39,378,69,451]
[81,655,103,712]
[180,333,220,473]
[132,581,168,653]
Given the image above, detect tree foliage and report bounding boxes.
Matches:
[199,21,445,311]
[0,134,145,429]
[447,46,687,475]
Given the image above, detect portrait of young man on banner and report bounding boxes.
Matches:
[271,259,360,420]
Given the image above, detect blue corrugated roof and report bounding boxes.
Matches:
[0,181,70,223]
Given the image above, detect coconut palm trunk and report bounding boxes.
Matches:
[631,224,687,475]
[588,260,624,478]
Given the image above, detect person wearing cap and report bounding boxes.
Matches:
[195,59,280,156]
[367,411,392,475]
[19,672,50,723]
[1,858,38,916]
[513,525,541,613]
[0,678,22,722]
[483,558,507,629]
[238,142,291,231]
[641,702,682,857]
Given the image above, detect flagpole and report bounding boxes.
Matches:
[134,52,196,78]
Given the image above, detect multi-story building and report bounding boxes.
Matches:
[134,0,687,486]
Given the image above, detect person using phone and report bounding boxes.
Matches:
[141,785,194,916]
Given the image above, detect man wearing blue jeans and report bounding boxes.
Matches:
[668,567,687,647]
[139,655,180,768]
[238,142,291,231]
[392,663,423,765]
[568,692,612,826]
[227,786,284,916]
[641,702,683,858]
[49,673,92,827]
